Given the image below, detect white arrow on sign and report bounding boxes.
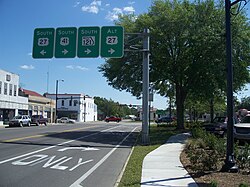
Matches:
[84,49,91,54]
[62,49,68,55]
[108,48,115,54]
[40,50,46,56]
[57,147,99,152]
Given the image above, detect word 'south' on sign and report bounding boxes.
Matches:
[32,28,55,59]
[77,27,100,58]
[101,26,124,58]
[55,27,77,58]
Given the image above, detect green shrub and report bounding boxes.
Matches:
[210,180,218,187]
[239,183,249,187]
[186,127,226,171]
[235,143,250,170]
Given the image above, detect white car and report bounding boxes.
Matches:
[9,115,31,127]
[57,117,76,123]
[234,114,250,141]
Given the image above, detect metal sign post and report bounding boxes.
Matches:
[142,28,150,145]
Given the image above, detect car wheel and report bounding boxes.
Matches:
[27,122,31,127]
[19,122,23,127]
[117,120,120,123]
[106,120,109,123]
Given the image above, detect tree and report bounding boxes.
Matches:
[94,97,136,119]
[99,0,250,129]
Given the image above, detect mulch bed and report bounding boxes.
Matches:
[180,151,250,187]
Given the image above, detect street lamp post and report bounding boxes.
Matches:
[55,79,64,123]
[222,0,239,172]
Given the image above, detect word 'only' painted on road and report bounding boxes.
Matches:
[12,154,93,172]
[32,26,124,59]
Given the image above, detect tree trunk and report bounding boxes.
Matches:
[176,84,186,129]
[210,98,214,122]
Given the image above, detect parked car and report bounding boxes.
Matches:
[203,116,227,137]
[155,116,174,124]
[203,116,241,137]
[105,116,121,122]
[9,115,31,127]
[234,114,250,142]
[57,117,76,123]
[31,115,48,126]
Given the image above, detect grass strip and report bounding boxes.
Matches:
[118,124,178,187]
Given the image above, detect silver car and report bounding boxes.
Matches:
[9,115,31,127]
[234,114,250,141]
[57,117,76,123]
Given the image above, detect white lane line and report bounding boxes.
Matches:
[0,126,121,165]
[69,127,138,187]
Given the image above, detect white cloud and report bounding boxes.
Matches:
[66,65,89,71]
[106,7,123,21]
[20,65,34,70]
[76,66,89,71]
[90,0,101,6]
[73,1,81,8]
[123,6,135,14]
[105,6,135,22]
[128,1,135,5]
[66,65,74,69]
[81,0,102,14]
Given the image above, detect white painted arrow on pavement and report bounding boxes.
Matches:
[85,49,91,54]
[62,49,68,55]
[57,147,99,152]
[40,50,46,56]
[108,48,115,54]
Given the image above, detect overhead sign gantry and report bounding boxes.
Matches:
[32,26,124,59]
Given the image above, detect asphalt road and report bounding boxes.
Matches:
[0,121,141,187]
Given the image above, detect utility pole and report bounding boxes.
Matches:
[142,28,150,145]
[222,0,239,172]
[124,29,150,145]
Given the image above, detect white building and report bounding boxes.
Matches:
[45,93,97,122]
[0,69,28,125]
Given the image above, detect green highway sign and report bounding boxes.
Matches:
[32,28,55,59]
[55,27,77,58]
[77,27,100,58]
[100,26,124,58]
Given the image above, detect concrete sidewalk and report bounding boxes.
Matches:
[141,133,198,187]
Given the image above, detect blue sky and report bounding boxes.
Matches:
[0,0,250,110]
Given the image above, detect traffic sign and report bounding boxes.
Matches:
[100,26,124,58]
[55,27,77,58]
[77,27,100,58]
[32,28,55,59]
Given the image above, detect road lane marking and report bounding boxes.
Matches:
[1,125,99,143]
[69,127,138,187]
[57,147,99,152]
[0,126,120,165]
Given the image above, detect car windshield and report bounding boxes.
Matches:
[13,116,22,119]
[241,116,250,123]
[213,117,226,123]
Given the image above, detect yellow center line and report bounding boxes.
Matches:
[1,125,98,143]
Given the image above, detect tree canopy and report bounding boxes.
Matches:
[99,0,250,129]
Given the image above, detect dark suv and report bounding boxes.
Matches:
[31,115,48,126]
